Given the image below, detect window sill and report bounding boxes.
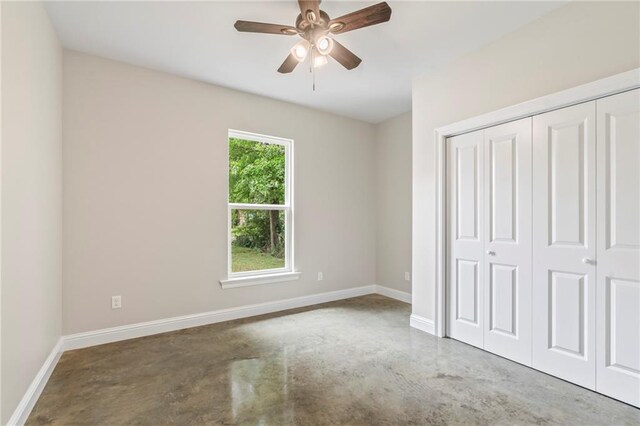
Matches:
[220,272,301,289]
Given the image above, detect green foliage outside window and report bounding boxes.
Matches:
[229,138,286,272]
[229,138,285,205]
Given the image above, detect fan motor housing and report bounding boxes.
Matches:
[296,10,330,32]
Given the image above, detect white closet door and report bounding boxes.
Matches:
[447,129,484,348]
[532,101,597,389]
[596,89,640,407]
[483,118,532,366]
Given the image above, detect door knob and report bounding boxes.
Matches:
[582,258,595,265]
[486,250,496,256]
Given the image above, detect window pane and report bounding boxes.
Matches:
[229,138,285,205]
[231,209,285,273]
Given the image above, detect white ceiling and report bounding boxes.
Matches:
[44,1,565,123]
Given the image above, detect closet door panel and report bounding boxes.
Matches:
[447,130,484,348]
[532,101,596,389]
[596,89,640,407]
[483,117,532,365]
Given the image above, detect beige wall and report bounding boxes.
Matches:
[412,1,640,320]
[0,2,3,421]
[63,51,378,334]
[375,112,412,294]
[1,2,63,423]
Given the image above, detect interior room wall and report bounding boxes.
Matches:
[0,2,3,421]
[411,1,640,321]
[0,3,3,421]
[1,2,63,423]
[62,51,378,334]
[375,112,412,294]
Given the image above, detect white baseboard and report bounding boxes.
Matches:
[410,314,435,335]
[375,285,411,304]
[63,284,377,351]
[13,284,413,424]
[7,338,63,426]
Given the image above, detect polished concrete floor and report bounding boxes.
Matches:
[29,295,639,425]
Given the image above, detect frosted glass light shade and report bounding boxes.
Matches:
[291,40,310,62]
[316,36,333,55]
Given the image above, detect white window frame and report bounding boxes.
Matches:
[221,129,298,288]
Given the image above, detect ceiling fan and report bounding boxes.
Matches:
[234,1,392,74]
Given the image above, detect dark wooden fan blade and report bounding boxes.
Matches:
[298,0,321,23]
[278,53,299,74]
[328,2,391,34]
[329,40,361,70]
[234,20,298,35]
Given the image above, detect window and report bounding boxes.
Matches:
[223,130,296,287]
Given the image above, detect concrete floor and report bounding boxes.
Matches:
[28,295,639,425]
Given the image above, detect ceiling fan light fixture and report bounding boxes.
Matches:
[291,40,310,62]
[313,53,328,68]
[316,36,333,55]
[235,1,393,75]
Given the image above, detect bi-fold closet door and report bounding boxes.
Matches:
[594,90,640,406]
[447,117,532,365]
[447,88,640,407]
[532,101,597,389]
[533,90,640,406]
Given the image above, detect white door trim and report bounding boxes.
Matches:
[432,68,640,338]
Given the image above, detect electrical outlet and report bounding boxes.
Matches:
[317,272,323,281]
[405,272,411,281]
[111,295,122,309]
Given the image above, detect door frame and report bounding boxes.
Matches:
[429,68,640,338]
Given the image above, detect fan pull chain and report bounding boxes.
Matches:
[310,49,316,91]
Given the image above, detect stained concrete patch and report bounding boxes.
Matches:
[28,295,640,425]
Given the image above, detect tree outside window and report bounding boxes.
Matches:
[228,132,292,275]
